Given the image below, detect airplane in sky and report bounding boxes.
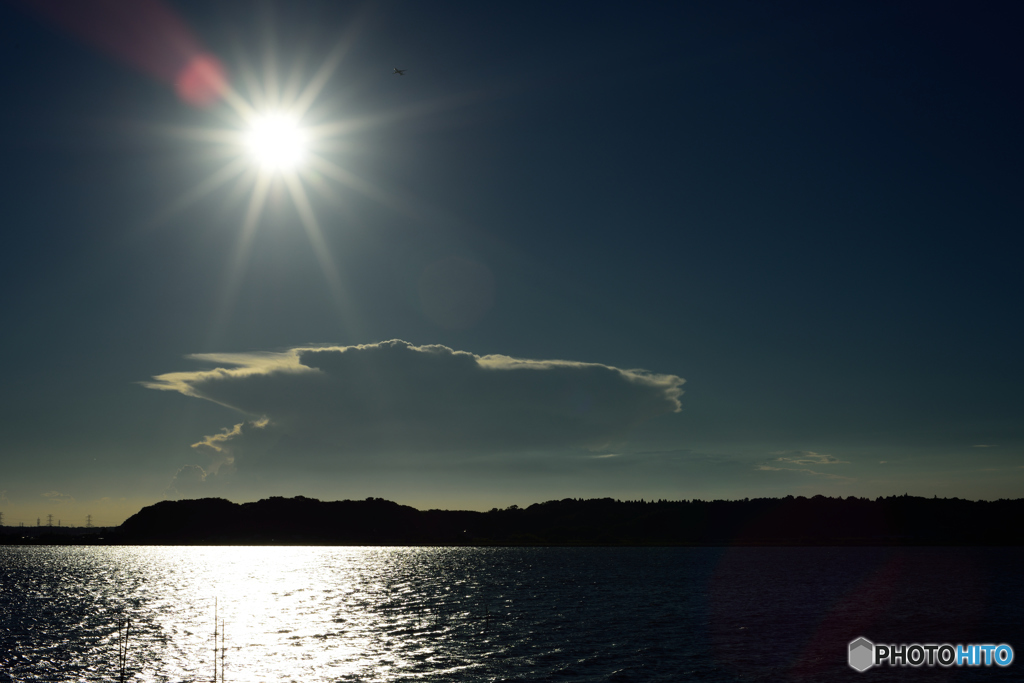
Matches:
[393,68,407,76]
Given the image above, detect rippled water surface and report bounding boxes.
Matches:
[1,546,1021,682]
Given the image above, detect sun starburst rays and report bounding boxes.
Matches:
[146,2,473,352]
[206,168,272,349]
[147,158,250,232]
[143,24,387,351]
[282,171,360,332]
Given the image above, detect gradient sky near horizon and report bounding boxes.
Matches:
[1,0,1022,526]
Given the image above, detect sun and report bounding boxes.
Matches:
[151,16,435,346]
[246,113,306,170]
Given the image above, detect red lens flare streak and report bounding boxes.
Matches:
[19,0,227,107]
[174,53,227,107]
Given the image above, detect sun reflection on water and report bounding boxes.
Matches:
[10,546,510,682]
[4,545,1017,682]
[144,546,447,681]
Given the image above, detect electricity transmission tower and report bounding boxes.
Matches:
[46,514,53,527]
[86,514,93,528]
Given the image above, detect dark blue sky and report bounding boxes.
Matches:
[1,0,1021,524]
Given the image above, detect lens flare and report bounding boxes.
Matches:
[175,54,227,107]
[26,0,227,107]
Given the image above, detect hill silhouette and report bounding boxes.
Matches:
[93,494,1023,545]
[4,495,1020,545]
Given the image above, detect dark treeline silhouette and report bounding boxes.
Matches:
[4,494,1020,545]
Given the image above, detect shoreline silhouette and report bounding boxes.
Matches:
[3,494,1022,546]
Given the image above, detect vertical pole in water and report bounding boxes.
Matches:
[221,618,226,683]
[213,598,218,683]
[118,619,130,683]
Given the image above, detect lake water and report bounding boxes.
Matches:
[0,546,1020,682]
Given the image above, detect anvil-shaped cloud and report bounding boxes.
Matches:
[145,340,685,472]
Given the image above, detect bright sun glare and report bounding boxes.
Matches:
[246,114,305,170]
[155,17,414,345]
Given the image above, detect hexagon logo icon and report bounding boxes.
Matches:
[849,637,874,672]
